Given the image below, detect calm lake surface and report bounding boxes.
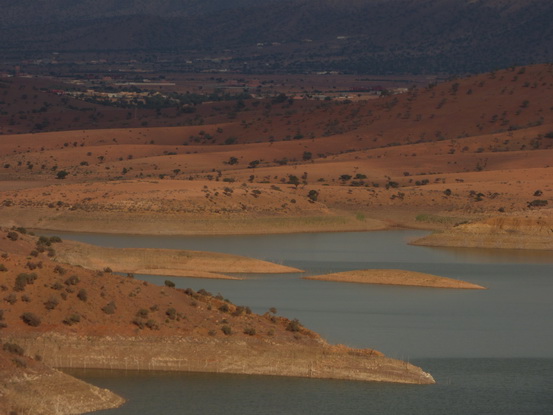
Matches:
[50,230,553,414]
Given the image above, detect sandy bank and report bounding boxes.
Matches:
[411,215,553,251]
[305,269,485,289]
[54,239,302,278]
[0,206,390,236]
[0,349,124,415]
[5,333,435,385]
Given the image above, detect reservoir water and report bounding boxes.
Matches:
[50,230,553,414]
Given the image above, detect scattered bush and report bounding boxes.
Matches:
[14,273,37,291]
[221,325,232,335]
[72,289,87,303]
[56,170,69,179]
[0,264,7,272]
[53,265,66,275]
[307,190,319,202]
[286,318,302,332]
[3,342,24,355]
[164,280,175,288]
[166,308,177,320]
[136,308,149,318]
[133,319,145,329]
[4,293,17,304]
[198,288,212,296]
[528,199,548,208]
[44,296,59,310]
[101,301,116,315]
[63,314,81,325]
[145,320,159,330]
[21,312,41,326]
[64,275,80,286]
[7,231,18,241]
[243,327,256,336]
[218,304,230,313]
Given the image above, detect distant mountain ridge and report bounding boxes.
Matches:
[1,0,552,74]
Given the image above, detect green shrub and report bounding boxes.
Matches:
[164,280,175,288]
[221,325,232,335]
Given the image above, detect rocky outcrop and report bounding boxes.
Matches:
[411,216,553,250]
[4,333,435,385]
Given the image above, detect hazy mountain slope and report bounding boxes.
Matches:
[1,0,551,74]
[0,0,279,27]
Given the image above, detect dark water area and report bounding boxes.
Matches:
[68,358,553,415]
[47,230,553,413]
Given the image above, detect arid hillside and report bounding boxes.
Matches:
[0,64,552,234]
[0,227,435,390]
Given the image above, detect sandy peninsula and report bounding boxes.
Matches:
[0,348,124,415]
[305,269,486,289]
[412,216,553,251]
[55,239,303,279]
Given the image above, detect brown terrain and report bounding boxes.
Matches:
[2,63,553,412]
[305,269,485,289]
[1,64,552,242]
[0,228,434,412]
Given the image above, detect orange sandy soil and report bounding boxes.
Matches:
[0,64,552,239]
[305,269,485,289]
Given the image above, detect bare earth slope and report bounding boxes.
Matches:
[305,269,485,289]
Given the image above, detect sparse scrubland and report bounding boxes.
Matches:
[1,64,552,244]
